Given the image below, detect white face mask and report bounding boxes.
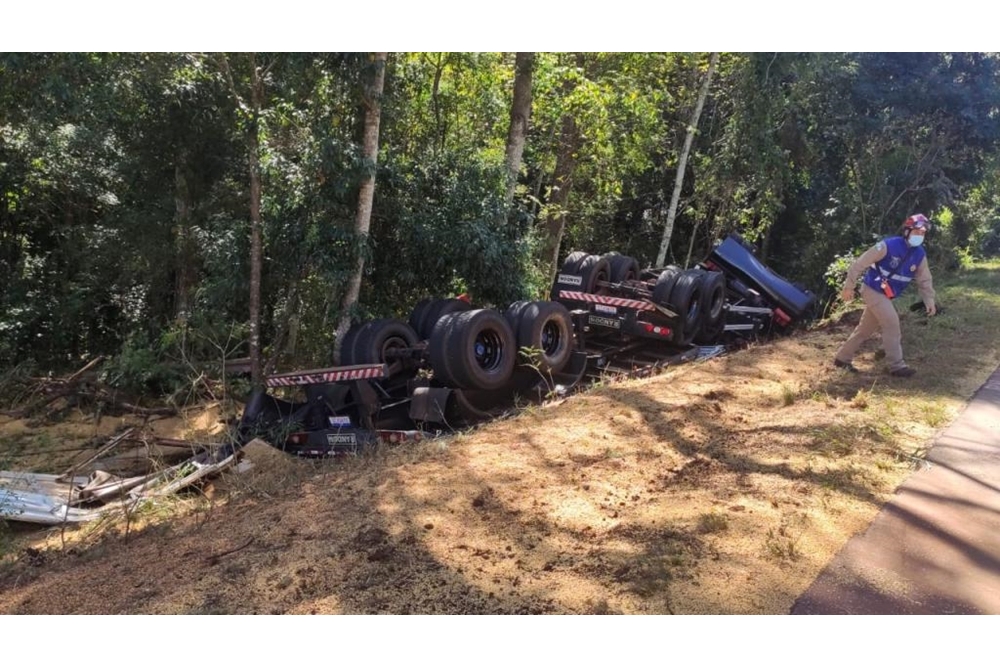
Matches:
[908,233,925,247]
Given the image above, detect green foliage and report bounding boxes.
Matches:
[372,151,531,309]
[100,333,186,397]
[3,52,1000,384]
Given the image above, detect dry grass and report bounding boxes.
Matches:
[0,261,997,614]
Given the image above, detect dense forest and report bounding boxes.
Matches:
[2,52,999,392]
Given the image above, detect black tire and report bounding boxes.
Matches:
[428,311,466,387]
[504,300,533,332]
[667,270,705,346]
[573,254,612,294]
[606,254,640,283]
[699,270,727,324]
[516,301,573,374]
[336,321,367,366]
[652,266,683,308]
[408,298,434,340]
[442,309,516,391]
[352,318,420,376]
[550,251,591,300]
[693,311,727,345]
[419,298,472,340]
[561,251,589,274]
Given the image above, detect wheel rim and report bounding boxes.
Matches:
[540,320,563,356]
[380,336,408,359]
[473,330,504,371]
[380,336,411,374]
[595,268,611,294]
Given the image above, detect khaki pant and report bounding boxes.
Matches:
[835,284,907,371]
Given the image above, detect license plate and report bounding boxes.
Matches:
[588,315,621,329]
[326,433,358,446]
[556,273,583,286]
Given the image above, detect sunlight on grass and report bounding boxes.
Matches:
[901,260,1000,395]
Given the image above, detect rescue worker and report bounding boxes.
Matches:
[833,213,937,377]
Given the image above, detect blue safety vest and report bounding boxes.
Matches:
[862,236,925,300]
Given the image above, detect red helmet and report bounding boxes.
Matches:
[903,213,931,231]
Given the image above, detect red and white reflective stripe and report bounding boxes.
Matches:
[558,290,657,312]
[266,364,388,387]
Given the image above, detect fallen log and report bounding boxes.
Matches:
[75,391,178,417]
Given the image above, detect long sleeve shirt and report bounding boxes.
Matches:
[842,239,936,307]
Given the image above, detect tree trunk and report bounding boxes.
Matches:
[248,66,264,388]
[333,52,387,362]
[542,111,581,283]
[262,282,301,377]
[430,53,445,155]
[502,52,534,214]
[173,150,195,329]
[539,54,584,283]
[656,52,719,267]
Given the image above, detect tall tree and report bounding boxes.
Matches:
[219,53,272,387]
[539,54,584,281]
[501,52,534,214]
[656,52,718,267]
[334,53,388,361]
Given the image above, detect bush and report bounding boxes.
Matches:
[100,334,186,397]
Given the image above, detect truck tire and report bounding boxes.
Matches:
[694,311,727,345]
[652,265,683,308]
[336,321,367,366]
[606,253,640,283]
[428,312,466,387]
[419,298,472,340]
[351,318,420,376]
[561,251,589,274]
[700,270,727,324]
[516,301,573,374]
[549,251,591,300]
[667,270,705,346]
[442,309,516,391]
[573,254,612,294]
[504,300,532,332]
[408,298,434,340]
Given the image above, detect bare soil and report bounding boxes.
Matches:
[0,315,985,615]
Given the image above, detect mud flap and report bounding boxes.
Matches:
[550,350,588,395]
[409,386,453,424]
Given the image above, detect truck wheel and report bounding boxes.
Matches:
[699,270,726,324]
[444,309,516,391]
[504,300,532,332]
[694,311,726,345]
[561,251,589,274]
[352,318,420,376]
[606,254,640,283]
[549,251,591,300]
[408,299,434,340]
[428,312,466,387]
[573,254,612,294]
[420,298,472,340]
[667,270,705,346]
[517,301,573,374]
[336,321,367,366]
[652,266,683,308]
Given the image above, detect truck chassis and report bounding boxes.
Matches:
[235,234,816,457]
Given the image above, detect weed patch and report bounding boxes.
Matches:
[697,511,729,534]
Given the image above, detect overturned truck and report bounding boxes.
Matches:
[236,234,817,456]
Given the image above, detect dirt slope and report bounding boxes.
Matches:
[0,315,986,615]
